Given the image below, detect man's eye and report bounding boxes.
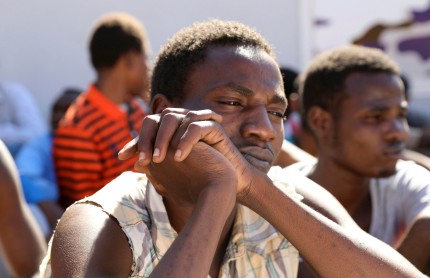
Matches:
[365,114,384,123]
[268,111,285,119]
[222,101,242,106]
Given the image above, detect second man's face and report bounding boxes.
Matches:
[177,45,287,173]
[327,72,409,178]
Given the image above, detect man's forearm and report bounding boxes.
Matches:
[240,174,424,277]
[397,218,430,274]
[150,184,236,278]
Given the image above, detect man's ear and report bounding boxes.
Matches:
[150,94,173,114]
[307,106,333,137]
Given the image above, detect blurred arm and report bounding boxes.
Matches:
[0,140,46,277]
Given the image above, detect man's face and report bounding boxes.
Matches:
[177,45,287,173]
[126,51,151,100]
[325,72,408,178]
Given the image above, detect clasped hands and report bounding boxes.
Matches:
[118,108,260,205]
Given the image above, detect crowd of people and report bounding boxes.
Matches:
[0,11,429,278]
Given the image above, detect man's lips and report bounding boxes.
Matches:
[239,146,274,162]
[383,143,405,159]
[239,146,275,172]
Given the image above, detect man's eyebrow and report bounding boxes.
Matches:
[222,83,288,106]
[271,94,288,106]
[224,83,253,97]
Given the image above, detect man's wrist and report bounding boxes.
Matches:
[237,172,270,208]
[198,181,236,213]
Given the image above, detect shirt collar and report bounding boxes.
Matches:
[86,84,126,120]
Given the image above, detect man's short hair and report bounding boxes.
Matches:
[89,12,150,70]
[300,44,400,129]
[151,19,275,101]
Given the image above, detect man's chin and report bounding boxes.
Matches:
[377,168,397,178]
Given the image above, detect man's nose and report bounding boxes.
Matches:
[240,105,275,142]
[384,118,409,143]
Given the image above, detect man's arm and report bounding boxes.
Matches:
[397,217,430,274]
[286,167,365,278]
[52,143,237,277]
[142,143,238,277]
[403,149,430,171]
[0,141,46,277]
[239,171,424,277]
[51,204,133,277]
[403,218,430,273]
[148,176,236,277]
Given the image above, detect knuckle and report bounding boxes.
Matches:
[186,111,199,120]
[161,107,176,114]
[188,121,201,129]
[162,112,178,122]
[201,109,215,115]
[143,115,160,125]
[186,109,214,120]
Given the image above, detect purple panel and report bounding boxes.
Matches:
[398,35,430,60]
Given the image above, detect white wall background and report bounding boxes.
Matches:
[1,0,429,124]
[0,0,310,124]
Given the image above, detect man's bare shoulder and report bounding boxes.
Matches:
[51,203,133,277]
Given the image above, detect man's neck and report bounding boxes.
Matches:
[95,72,127,105]
[309,159,371,215]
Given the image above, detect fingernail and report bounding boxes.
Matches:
[153,148,160,157]
[174,149,182,160]
[139,152,145,161]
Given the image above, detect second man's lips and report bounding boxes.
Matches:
[383,142,405,156]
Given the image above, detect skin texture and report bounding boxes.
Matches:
[307,72,430,273]
[52,46,425,277]
[0,140,46,277]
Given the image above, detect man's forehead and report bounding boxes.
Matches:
[180,44,283,99]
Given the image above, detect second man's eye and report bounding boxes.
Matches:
[268,111,285,119]
[220,101,242,106]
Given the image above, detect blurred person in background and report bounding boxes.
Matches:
[15,88,81,239]
[0,82,47,157]
[401,75,430,160]
[53,12,151,207]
